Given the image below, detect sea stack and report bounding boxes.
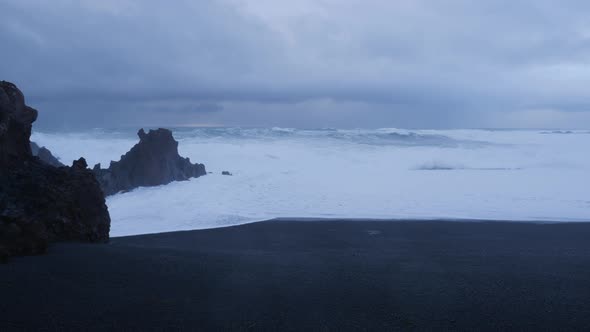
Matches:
[93,128,206,196]
[0,81,111,261]
[30,141,64,167]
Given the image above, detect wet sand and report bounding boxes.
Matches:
[2,219,590,331]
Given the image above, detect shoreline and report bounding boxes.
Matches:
[3,219,590,331]
[110,217,590,238]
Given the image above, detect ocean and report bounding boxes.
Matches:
[31,128,590,236]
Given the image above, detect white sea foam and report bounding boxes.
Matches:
[31,128,590,236]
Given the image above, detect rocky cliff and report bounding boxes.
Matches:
[93,128,206,196]
[0,81,110,261]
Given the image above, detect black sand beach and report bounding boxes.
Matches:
[2,220,590,331]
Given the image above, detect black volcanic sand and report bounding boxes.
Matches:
[2,220,590,331]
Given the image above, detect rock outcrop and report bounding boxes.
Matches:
[31,141,64,167]
[0,82,36,165]
[93,128,206,196]
[0,81,110,261]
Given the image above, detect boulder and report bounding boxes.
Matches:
[0,81,110,261]
[93,128,206,196]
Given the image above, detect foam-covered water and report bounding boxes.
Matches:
[32,128,590,236]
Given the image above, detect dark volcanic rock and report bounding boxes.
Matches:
[0,81,110,261]
[0,81,36,165]
[31,141,64,167]
[93,128,206,196]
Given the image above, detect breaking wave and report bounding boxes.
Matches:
[32,128,590,236]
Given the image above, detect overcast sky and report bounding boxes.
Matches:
[2,0,590,129]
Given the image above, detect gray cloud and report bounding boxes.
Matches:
[2,0,590,129]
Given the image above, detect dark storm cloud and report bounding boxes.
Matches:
[2,0,590,129]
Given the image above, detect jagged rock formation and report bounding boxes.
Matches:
[93,128,206,196]
[0,82,36,165]
[0,81,110,261]
[31,141,64,167]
